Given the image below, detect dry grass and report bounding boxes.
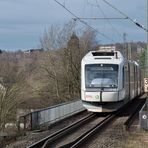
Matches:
[118,131,148,148]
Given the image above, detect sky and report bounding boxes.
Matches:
[0,0,147,51]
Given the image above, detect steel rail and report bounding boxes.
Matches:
[27,113,95,148]
[60,114,116,148]
[29,94,145,148]
[42,98,139,148]
[59,98,143,148]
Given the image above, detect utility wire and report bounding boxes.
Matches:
[54,0,115,42]
[102,0,148,32]
[95,0,123,39]
[86,1,127,19]
[74,17,128,20]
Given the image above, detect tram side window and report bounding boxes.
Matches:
[125,64,129,87]
[123,67,124,88]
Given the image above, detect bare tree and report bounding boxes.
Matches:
[40,20,76,50]
[39,22,97,102]
[40,51,62,100]
[0,52,33,131]
[80,27,97,53]
[39,21,77,102]
[0,81,26,131]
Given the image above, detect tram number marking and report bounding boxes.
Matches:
[144,78,148,92]
[145,79,148,85]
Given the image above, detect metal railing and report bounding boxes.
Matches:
[139,99,148,130]
[18,100,85,130]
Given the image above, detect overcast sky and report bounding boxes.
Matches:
[0,0,147,51]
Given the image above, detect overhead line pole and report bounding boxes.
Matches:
[144,0,148,98]
[123,33,127,59]
[145,0,148,77]
[147,0,148,77]
[145,0,148,108]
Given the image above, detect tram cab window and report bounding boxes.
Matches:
[85,64,118,88]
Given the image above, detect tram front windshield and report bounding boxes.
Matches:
[85,64,118,88]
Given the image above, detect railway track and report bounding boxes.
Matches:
[28,110,119,148]
[27,113,97,148]
[81,95,146,148]
[28,95,146,148]
[29,113,113,148]
[57,114,116,148]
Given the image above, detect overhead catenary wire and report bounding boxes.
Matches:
[86,1,123,39]
[95,0,123,39]
[73,17,128,20]
[102,0,148,32]
[54,0,115,43]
